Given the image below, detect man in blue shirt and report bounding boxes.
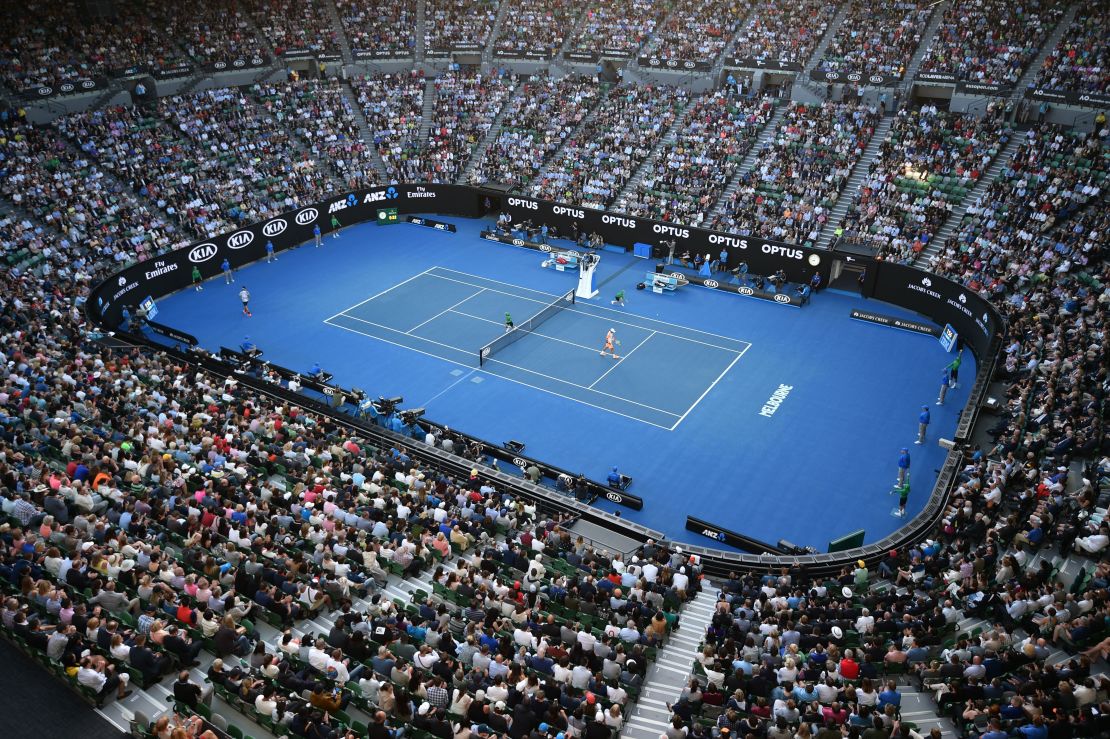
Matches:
[937,367,950,405]
[240,336,257,355]
[607,466,622,488]
[897,448,910,486]
[314,224,322,247]
[265,240,276,262]
[221,258,233,284]
[916,405,930,444]
[877,681,900,710]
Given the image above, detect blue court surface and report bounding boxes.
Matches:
[154,215,974,551]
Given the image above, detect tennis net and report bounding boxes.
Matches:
[478,290,576,366]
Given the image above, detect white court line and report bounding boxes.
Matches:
[408,287,486,334]
[431,265,755,349]
[337,312,680,417]
[449,309,600,354]
[589,330,657,389]
[425,270,749,354]
[323,317,676,430]
[670,342,751,430]
[324,266,433,322]
[422,368,476,407]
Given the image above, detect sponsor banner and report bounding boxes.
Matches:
[499,195,831,286]
[353,49,415,59]
[1025,88,1110,108]
[317,53,343,63]
[24,77,107,100]
[810,69,900,86]
[480,230,543,251]
[849,309,939,337]
[564,50,600,63]
[955,81,1011,96]
[89,184,482,327]
[425,50,451,58]
[406,215,457,233]
[682,271,803,306]
[282,49,316,60]
[207,56,270,73]
[153,63,196,80]
[869,262,1001,359]
[600,48,632,59]
[494,49,552,60]
[914,71,957,84]
[451,43,482,52]
[146,320,198,346]
[686,516,786,554]
[637,56,711,71]
[726,57,802,73]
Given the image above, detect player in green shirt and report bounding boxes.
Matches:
[330,214,342,239]
[611,290,626,307]
[504,312,513,332]
[892,476,910,516]
[191,265,203,291]
[946,350,963,389]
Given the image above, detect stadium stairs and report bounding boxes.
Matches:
[897,1,951,93]
[710,6,761,82]
[802,2,853,81]
[1006,3,1079,108]
[324,0,356,66]
[814,115,895,250]
[417,77,438,143]
[415,0,427,64]
[342,79,391,182]
[457,77,527,183]
[705,104,788,222]
[481,0,515,66]
[620,588,719,739]
[914,134,1022,266]
[529,84,614,190]
[610,99,696,212]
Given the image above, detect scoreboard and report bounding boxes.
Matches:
[376,206,399,225]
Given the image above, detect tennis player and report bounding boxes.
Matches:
[611,290,626,307]
[600,328,621,359]
[504,312,514,333]
[239,286,252,317]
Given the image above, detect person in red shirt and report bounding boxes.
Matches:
[839,650,860,680]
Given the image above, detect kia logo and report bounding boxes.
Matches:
[81,80,95,89]
[670,272,683,279]
[227,230,254,249]
[870,75,883,84]
[61,83,75,93]
[188,243,218,263]
[511,239,524,246]
[118,276,128,286]
[512,457,526,467]
[703,279,719,289]
[296,207,319,226]
[826,72,837,80]
[568,251,581,258]
[214,61,227,70]
[605,492,622,502]
[774,294,790,303]
[233,59,245,67]
[37,86,52,96]
[539,244,552,252]
[738,286,754,295]
[263,218,288,237]
[684,61,695,69]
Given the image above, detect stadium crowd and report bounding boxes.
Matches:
[918,0,1065,85]
[837,105,1013,262]
[732,0,838,65]
[351,71,427,184]
[335,0,417,57]
[570,0,662,56]
[469,73,601,188]
[528,83,688,209]
[424,0,499,52]
[712,102,880,245]
[816,0,936,78]
[491,0,580,59]
[639,0,742,63]
[244,0,340,57]
[1031,12,1110,94]
[616,90,776,226]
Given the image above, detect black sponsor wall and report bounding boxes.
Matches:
[498,195,832,284]
[90,184,482,326]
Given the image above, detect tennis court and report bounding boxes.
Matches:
[324,267,751,430]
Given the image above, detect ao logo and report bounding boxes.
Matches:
[227,230,254,249]
[512,457,526,468]
[188,243,218,263]
[296,207,319,226]
[738,286,755,295]
[263,218,288,237]
[118,276,128,286]
[958,293,966,304]
[773,294,790,303]
[512,238,524,246]
[606,492,623,502]
[921,277,932,287]
[703,279,719,289]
